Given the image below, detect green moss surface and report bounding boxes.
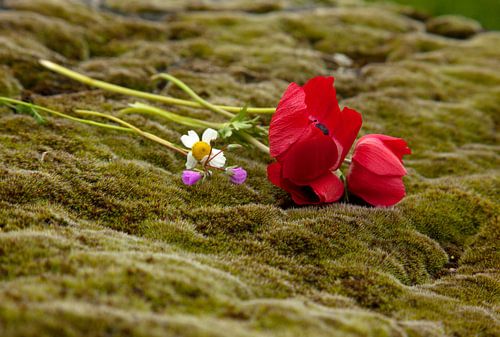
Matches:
[0,0,498,336]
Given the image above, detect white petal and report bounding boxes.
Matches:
[208,149,226,168]
[185,152,197,169]
[202,128,218,143]
[181,131,199,149]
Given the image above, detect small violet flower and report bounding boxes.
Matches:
[182,170,203,186]
[227,167,247,184]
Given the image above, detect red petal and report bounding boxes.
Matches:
[269,83,309,158]
[267,162,320,205]
[352,136,407,176]
[288,185,319,205]
[303,76,340,129]
[331,107,362,164]
[280,125,339,184]
[347,163,406,207]
[268,162,345,205]
[267,162,283,188]
[363,134,411,161]
[309,171,344,203]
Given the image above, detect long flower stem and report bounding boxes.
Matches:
[154,74,269,136]
[0,97,188,156]
[75,109,187,156]
[121,101,269,154]
[121,102,224,129]
[40,60,276,114]
[0,97,132,133]
[153,73,235,118]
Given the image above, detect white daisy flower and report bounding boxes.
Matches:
[181,128,226,169]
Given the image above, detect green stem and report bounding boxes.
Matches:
[153,73,235,118]
[40,60,276,114]
[240,132,270,155]
[122,101,270,154]
[154,74,269,137]
[123,103,269,154]
[0,97,133,133]
[75,109,187,156]
[122,102,224,129]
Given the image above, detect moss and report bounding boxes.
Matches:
[407,145,500,178]
[0,66,22,97]
[104,0,186,14]
[0,201,75,232]
[387,32,454,61]
[401,187,497,256]
[393,290,499,336]
[459,214,500,273]
[425,15,483,39]
[0,11,89,60]
[187,204,279,236]
[0,34,80,93]
[6,0,103,27]
[423,273,500,307]
[4,0,169,58]
[1,0,499,336]
[468,87,500,127]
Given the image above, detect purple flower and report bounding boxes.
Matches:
[182,170,203,186]
[227,167,247,184]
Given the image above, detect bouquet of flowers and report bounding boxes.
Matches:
[0,61,410,207]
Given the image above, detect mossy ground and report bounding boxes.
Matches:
[0,0,499,336]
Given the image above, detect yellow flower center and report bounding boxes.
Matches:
[192,141,212,161]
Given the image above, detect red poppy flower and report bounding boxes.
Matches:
[267,76,362,204]
[347,134,411,207]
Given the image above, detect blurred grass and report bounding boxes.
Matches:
[372,0,500,30]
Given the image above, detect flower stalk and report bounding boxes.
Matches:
[0,97,132,133]
[152,73,235,118]
[39,60,275,114]
[157,73,270,145]
[39,60,273,154]
[240,132,270,154]
[122,103,270,155]
[121,102,223,129]
[75,109,187,156]
[0,97,188,157]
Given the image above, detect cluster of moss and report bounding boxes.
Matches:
[0,0,498,336]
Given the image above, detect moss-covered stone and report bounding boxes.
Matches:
[0,0,499,336]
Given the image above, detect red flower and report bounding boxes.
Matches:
[347,134,411,207]
[267,76,362,204]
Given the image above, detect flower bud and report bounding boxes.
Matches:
[226,167,247,184]
[182,170,203,186]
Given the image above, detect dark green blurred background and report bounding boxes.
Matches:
[372,0,499,30]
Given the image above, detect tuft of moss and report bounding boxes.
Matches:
[0,66,22,97]
[401,186,497,262]
[425,15,483,39]
[0,11,89,60]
